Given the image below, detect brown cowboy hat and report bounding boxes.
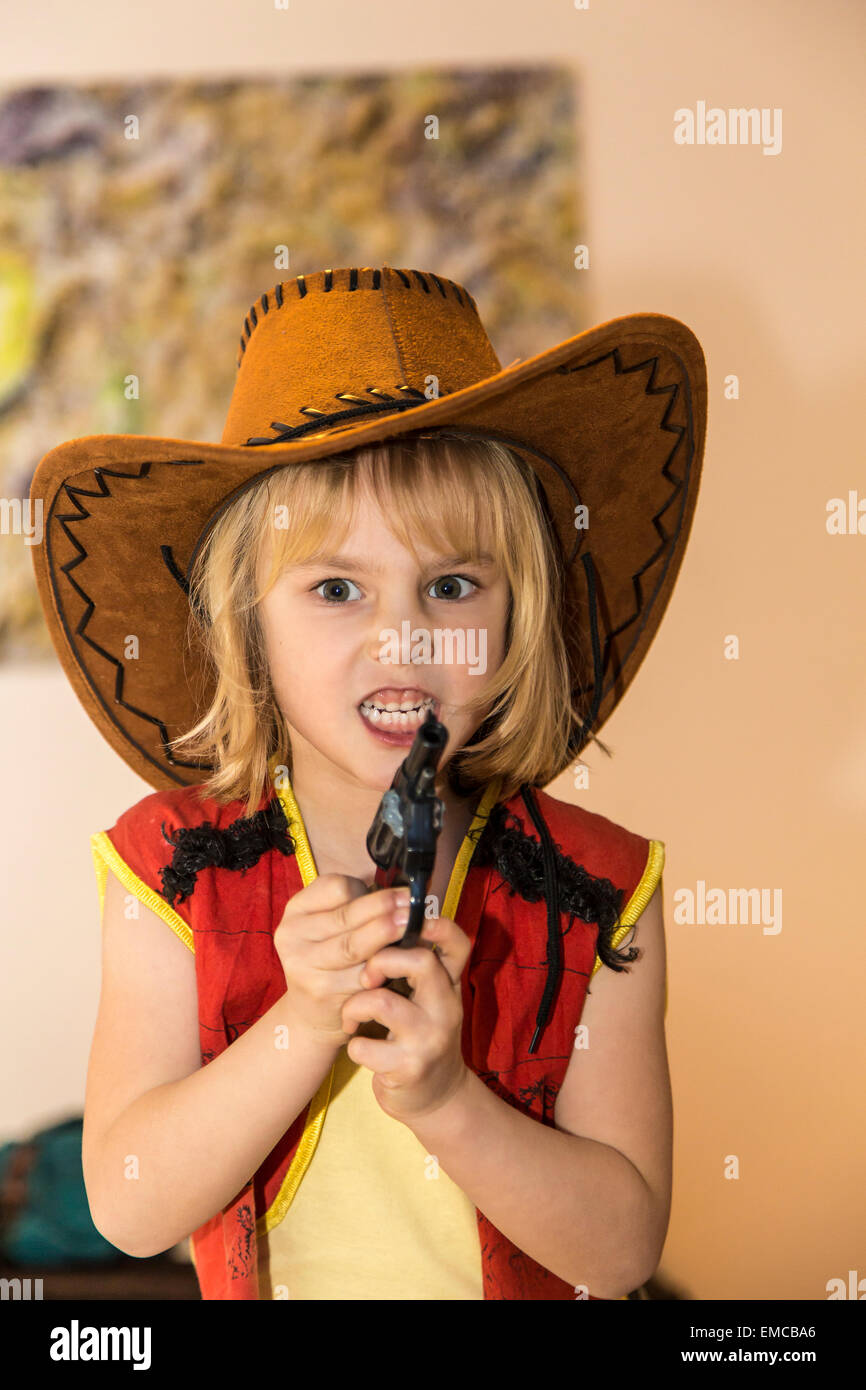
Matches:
[29,263,707,791]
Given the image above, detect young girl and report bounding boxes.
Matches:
[31,265,705,1301]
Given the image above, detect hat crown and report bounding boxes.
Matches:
[221,265,503,448]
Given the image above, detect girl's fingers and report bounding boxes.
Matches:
[342,983,415,1035]
[307,905,412,985]
[289,874,408,943]
[360,938,438,990]
[296,874,392,927]
[363,919,471,993]
[416,916,473,985]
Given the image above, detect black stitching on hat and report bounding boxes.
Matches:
[236,267,475,365]
[555,346,689,743]
[160,543,210,628]
[160,544,190,596]
[47,462,215,778]
[249,304,258,328]
[574,551,605,742]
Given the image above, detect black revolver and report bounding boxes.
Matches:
[354,708,448,1038]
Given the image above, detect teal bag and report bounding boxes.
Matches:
[0,1115,123,1265]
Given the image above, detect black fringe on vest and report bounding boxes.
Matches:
[472,791,638,1053]
[157,787,638,1055]
[159,795,294,907]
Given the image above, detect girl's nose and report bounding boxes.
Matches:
[365,589,428,664]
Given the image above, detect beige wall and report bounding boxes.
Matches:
[2,0,863,1301]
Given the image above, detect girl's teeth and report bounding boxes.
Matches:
[360,697,433,729]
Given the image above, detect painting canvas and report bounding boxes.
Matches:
[0,69,585,658]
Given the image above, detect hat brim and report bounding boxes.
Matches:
[30,311,706,790]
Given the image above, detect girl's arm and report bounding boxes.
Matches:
[408,882,672,1297]
[82,866,339,1259]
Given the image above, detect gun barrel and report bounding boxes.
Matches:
[401,709,448,786]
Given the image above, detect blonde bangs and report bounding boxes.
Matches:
[259,440,501,599]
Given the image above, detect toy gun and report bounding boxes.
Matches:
[354,709,448,1039]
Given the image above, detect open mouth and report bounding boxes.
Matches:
[357,689,439,732]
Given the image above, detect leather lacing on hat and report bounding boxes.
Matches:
[243,385,432,446]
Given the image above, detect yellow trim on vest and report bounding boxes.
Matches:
[259,767,503,1237]
[269,758,319,885]
[258,1064,336,1235]
[89,830,195,954]
[590,838,665,980]
[442,778,502,921]
[594,842,666,1303]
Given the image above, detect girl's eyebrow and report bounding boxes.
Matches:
[292,551,496,573]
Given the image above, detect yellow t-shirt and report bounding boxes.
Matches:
[257,1044,484,1300]
[250,768,496,1300]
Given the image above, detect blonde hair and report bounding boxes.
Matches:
[171,428,603,816]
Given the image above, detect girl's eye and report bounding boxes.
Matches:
[312,574,478,603]
[314,578,362,603]
[427,574,477,600]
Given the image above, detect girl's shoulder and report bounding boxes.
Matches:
[91,781,279,917]
[103,782,248,864]
[111,781,253,839]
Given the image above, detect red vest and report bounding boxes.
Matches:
[98,773,659,1300]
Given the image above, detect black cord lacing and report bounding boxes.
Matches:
[519,785,563,1054]
[578,549,604,737]
[522,551,606,1052]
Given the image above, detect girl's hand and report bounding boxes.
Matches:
[273,874,412,1049]
[341,914,473,1125]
